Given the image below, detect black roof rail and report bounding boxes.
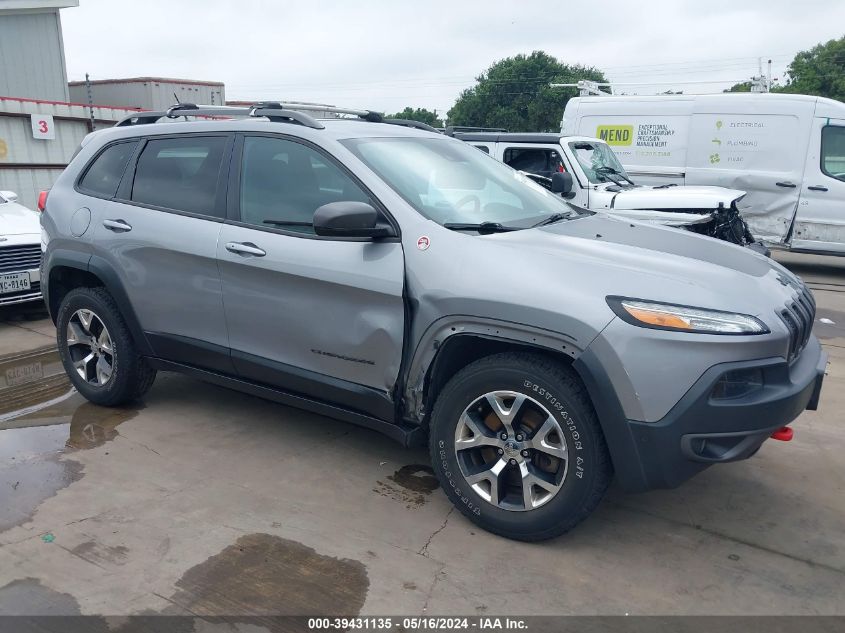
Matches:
[165,102,200,117]
[115,104,324,129]
[115,105,244,127]
[443,125,508,137]
[383,118,441,133]
[278,102,384,122]
[115,102,422,131]
[251,107,324,129]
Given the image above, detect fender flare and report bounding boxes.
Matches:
[572,346,649,492]
[402,314,649,491]
[402,315,582,422]
[42,248,90,322]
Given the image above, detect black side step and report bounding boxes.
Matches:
[145,358,425,447]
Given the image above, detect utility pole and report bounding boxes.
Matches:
[85,73,95,131]
[750,57,768,93]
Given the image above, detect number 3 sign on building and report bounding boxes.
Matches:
[30,114,56,140]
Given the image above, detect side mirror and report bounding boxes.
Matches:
[313,201,396,239]
[0,190,18,203]
[550,172,573,196]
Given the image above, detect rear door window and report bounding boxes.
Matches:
[130,136,227,216]
[78,141,138,198]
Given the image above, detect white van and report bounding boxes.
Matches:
[562,93,845,254]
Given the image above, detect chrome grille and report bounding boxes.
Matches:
[779,285,816,362]
[0,244,41,274]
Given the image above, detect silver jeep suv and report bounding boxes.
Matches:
[41,103,827,541]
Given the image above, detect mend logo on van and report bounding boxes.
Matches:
[597,125,633,146]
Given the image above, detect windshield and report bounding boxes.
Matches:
[569,141,631,185]
[342,137,576,227]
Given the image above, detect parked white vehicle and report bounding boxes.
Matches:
[0,190,43,306]
[562,93,845,254]
[452,131,759,248]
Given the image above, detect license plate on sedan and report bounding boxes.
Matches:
[0,272,31,294]
[5,361,43,387]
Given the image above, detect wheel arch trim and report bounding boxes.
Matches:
[572,346,650,492]
[403,316,583,423]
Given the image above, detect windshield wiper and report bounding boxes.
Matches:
[443,222,520,234]
[531,212,571,227]
[595,166,636,187]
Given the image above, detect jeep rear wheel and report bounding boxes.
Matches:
[57,287,156,406]
[429,352,612,541]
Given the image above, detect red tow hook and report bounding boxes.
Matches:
[771,426,794,442]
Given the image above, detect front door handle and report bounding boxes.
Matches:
[103,219,132,232]
[225,241,266,257]
[776,181,797,188]
[808,185,829,192]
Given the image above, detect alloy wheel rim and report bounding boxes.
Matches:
[454,390,568,512]
[66,309,114,386]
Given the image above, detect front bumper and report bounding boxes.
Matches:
[575,335,827,492]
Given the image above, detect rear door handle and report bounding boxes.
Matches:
[225,241,266,257]
[103,219,132,232]
[808,185,829,192]
[776,181,797,188]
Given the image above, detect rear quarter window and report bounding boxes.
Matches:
[77,141,138,198]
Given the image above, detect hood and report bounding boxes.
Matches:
[484,213,795,319]
[0,200,41,236]
[608,185,746,211]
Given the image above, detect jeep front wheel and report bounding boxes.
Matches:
[429,352,612,541]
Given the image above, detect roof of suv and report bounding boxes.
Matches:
[82,116,443,150]
[454,132,565,144]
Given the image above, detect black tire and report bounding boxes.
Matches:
[56,287,156,406]
[429,352,612,541]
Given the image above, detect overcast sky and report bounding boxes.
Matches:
[60,0,845,115]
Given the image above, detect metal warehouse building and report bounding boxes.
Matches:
[0,97,141,209]
[0,1,147,208]
[69,77,226,111]
[0,0,77,102]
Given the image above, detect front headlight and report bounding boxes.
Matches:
[607,297,768,335]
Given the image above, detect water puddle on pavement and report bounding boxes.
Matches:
[1,347,141,532]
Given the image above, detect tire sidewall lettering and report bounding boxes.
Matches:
[523,379,584,452]
[438,439,481,516]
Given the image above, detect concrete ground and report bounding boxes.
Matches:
[0,252,843,619]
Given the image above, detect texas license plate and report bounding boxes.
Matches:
[0,272,31,294]
[5,361,43,387]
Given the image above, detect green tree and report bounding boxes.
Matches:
[724,81,752,93]
[779,35,845,101]
[447,51,606,132]
[386,107,443,128]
